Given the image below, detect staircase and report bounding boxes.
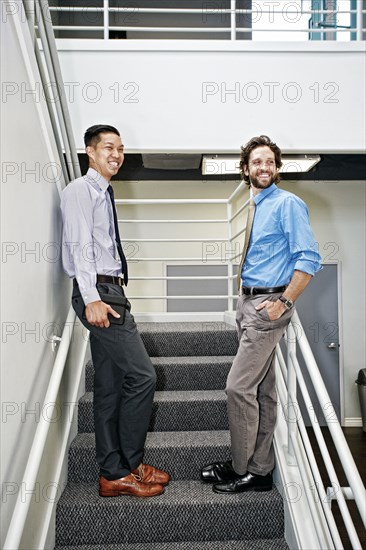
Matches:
[55,322,288,549]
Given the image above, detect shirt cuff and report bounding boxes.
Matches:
[294,259,322,277]
[81,287,101,305]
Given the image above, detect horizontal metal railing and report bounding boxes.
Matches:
[46,1,365,41]
[114,185,248,308]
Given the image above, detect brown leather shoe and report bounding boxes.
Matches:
[131,463,170,486]
[99,474,164,497]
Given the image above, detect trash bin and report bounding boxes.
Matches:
[355,368,366,432]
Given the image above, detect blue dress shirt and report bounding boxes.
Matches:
[241,184,322,287]
[61,168,122,305]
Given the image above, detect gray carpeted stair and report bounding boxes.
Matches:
[68,431,231,483]
[56,481,284,547]
[85,356,234,392]
[56,541,289,550]
[55,322,288,549]
[78,390,229,433]
[57,538,288,550]
[138,322,238,357]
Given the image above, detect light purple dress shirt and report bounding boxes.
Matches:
[60,168,121,305]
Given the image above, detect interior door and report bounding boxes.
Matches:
[285,263,341,426]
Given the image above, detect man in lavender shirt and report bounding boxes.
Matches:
[61,125,169,497]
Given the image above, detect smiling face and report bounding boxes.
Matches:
[244,145,278,194]
[86,132,124,181]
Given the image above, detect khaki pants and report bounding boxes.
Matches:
[226,293,294,476]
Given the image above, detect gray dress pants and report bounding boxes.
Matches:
[72,282,156,481]
[226,293,294,476]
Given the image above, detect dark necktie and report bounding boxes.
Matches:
[237,198,256,290]
[107,185,128,285]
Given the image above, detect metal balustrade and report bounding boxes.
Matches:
[115,180,248,311]
[46,1,365,41]
[275,315,366,549]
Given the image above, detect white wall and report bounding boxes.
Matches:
[55,40,365,153]
[0,6,75,548]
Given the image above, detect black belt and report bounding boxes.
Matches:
[73,274,124,288]
[242,285,286,296]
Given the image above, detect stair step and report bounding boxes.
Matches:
[85,356,234,392]
[68,431,231,482]
[56,538,289,550]
[138,322,238,357]
[78,391,228,433]
[56,480,284,547]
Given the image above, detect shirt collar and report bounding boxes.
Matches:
[86,167,110,193]
[252,183,277,205]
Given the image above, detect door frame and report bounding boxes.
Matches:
[332,260,345,425]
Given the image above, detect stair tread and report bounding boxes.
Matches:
[68,431,231,483]
[138,324,238,357]
[151,355,234,364]
[58,479,282,508]
[80,390,225,403]
[71,430,230,449]
[59,479,282,506]
[86,356,234,367]
[55,538,288,550]
[85,356,233,392]
[138,322,235,333]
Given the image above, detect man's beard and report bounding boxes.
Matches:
[249,171,276,189]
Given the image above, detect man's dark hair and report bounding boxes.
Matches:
[84,124,120,148]
[239,135,282,185]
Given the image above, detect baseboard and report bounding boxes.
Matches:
[343,417,363,428]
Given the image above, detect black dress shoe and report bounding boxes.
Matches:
[200,460,238,483]
[213,471,273,494]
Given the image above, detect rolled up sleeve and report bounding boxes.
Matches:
[281,196,322,276]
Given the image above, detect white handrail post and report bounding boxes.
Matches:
[227,201,233,311]
[286,322,297,460]
[356,0,363,40]
[231,0,236,40]
[103,0,109,40]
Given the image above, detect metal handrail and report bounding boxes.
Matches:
[49,7,360,15]
[52,26,362,34]
[291,311,366,529]
[3,308,76,550]
[276,313,365,549]
[276,346,343,549]
[23,0,81,183]
[47,2,365,41]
